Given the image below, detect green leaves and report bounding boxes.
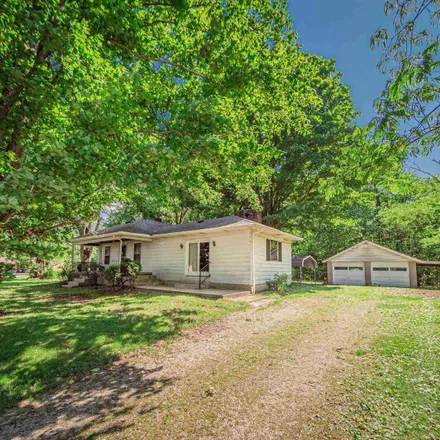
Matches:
[371,0,440,155]
[1,0,308,243]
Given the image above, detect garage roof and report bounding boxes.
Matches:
[323,240,425,264]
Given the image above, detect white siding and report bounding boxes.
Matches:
[335,244,413,262]
[148,229,252,285]
[254,234,292,285]
[95,228,294,291]
[98,242,120,266]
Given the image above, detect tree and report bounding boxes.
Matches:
[1,0,309,244]
[234,52,384,227]
[371,0,440,155]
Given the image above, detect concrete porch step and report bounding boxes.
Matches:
[135,273,161,285]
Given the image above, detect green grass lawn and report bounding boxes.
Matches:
[265,284,440,438]
[0,279,245,410]
[343,289,440,439]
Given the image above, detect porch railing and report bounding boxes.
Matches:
[199,262,211,289]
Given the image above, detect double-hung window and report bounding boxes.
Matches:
[266,239,282,262]
[104,246,111,265]
[134,243,141,263]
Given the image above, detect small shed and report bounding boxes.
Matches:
[292,255,318,285]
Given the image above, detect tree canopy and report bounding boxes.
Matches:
[1,0,438,272]
[371,0,440,155]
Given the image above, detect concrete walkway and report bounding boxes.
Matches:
[135,284,251,299]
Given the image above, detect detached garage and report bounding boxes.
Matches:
[323,241,433,288]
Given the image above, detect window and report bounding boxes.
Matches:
[334,266,348,271]
[188,243,198,273]
[349,266,364,271]
[104,246,111,265]
[373,267,389,271]
[187,242,210,273]
[121,244,127,258]
[390,267,407,272]
[266,239,282,261]
[134,243,141,263]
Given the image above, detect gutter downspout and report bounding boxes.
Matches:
[250,227,264,294]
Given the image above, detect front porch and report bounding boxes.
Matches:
[135,283,251,299]
[70,233,152,270]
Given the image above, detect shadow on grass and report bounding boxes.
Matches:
[0,307,198,410]
[0,280,224,408]
[0,361,172,439]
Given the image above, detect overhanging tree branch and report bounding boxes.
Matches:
[107,40,222,87]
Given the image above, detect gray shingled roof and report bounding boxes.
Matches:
[89,216,249,237]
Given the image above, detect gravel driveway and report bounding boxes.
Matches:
[1,293,376,439]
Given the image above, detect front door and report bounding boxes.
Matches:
[199,242,210,274]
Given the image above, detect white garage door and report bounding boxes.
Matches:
[333,262,365,285]
[371,262,410,287]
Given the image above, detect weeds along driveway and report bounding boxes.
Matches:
[0,287,377,440]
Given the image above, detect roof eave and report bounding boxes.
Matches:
[323,240,423,263]
[72,231,152,244]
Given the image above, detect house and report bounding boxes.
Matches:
[324,240,439,288]
[71,216,301,293]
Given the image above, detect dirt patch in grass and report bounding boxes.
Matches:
[385,288,440,298]
[0,295,377,439]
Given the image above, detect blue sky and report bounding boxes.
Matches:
[287,0,439,175]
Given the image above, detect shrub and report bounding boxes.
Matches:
[85,262,105,287]
[104,259,141,289]
[120,257,141,288]
[267,273,290,291]
[28,265,41,279]
[60,265,74,282]
[39,268,55,279]
[0,263,14,282]
[104,265,121,288]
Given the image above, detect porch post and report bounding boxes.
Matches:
[71,244,75,270]
[118,239,123,265]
